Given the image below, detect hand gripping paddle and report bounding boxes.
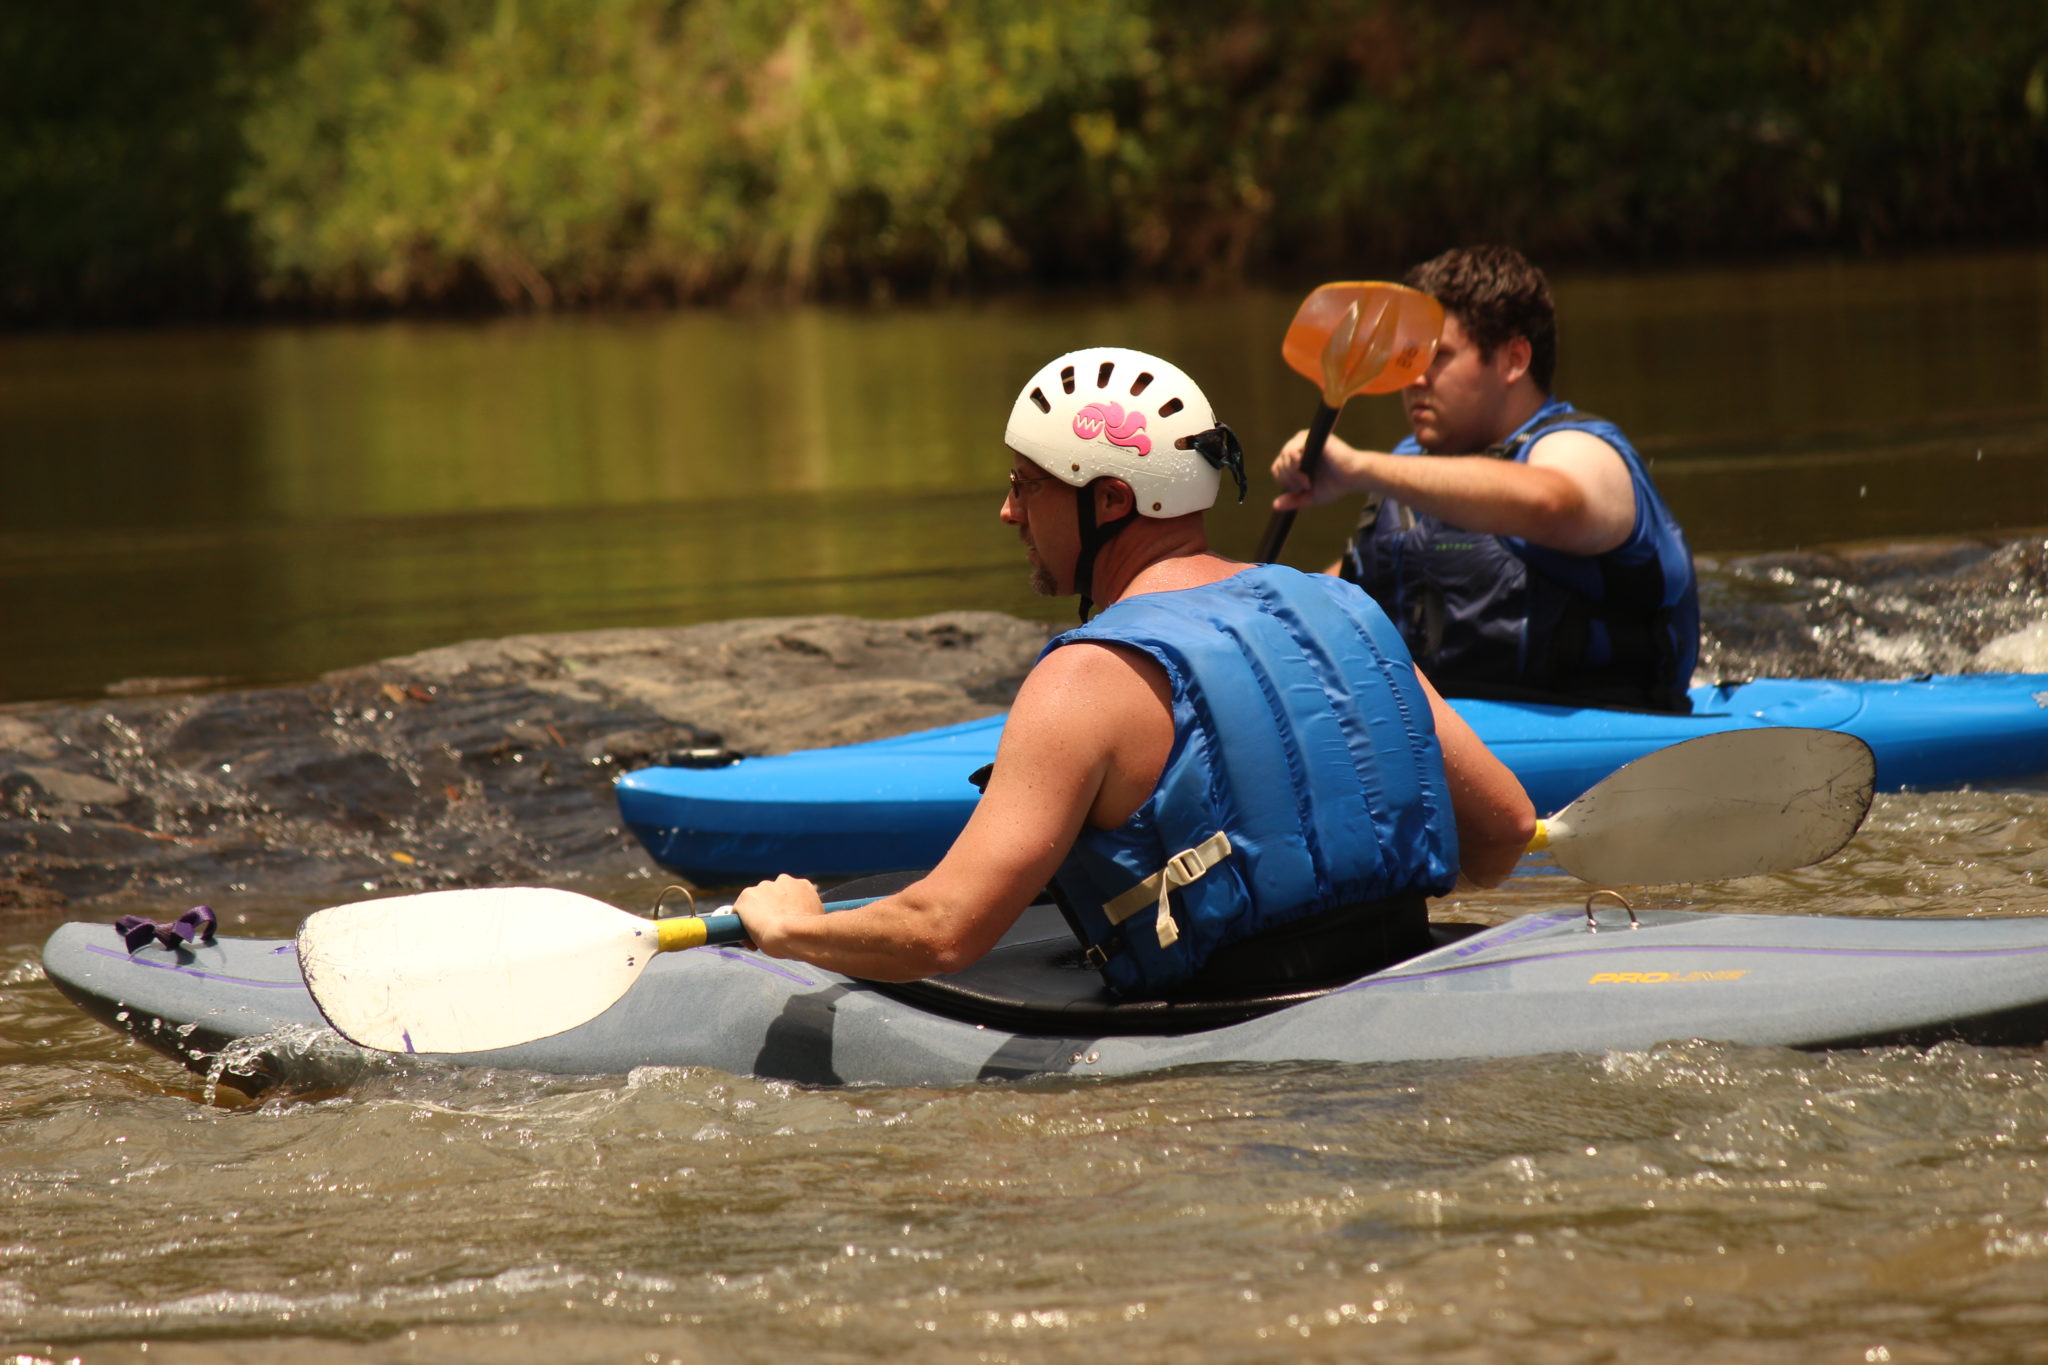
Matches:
[1253,280,1444,563]
[295,890,763,1055]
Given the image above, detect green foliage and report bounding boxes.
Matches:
[233,0,1152,305]
[1163,0,2048,268]
[5,0,2047,318]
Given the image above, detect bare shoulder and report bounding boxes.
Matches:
[1012,639,1170,725]
[1004,639,1174,827]
[1523,427,1637,550]
[999,639,1172,780]
[1524,426,1628,480]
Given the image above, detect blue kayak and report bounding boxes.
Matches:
[616,674,2048,884]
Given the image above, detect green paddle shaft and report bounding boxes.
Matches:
[657,912,745,951]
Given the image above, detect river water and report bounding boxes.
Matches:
[6,249,2048,1362]
[6,249,2048,704]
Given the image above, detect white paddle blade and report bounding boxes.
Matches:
[1540,729,1875,885]
[297,887,661,1054]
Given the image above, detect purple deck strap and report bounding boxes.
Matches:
[114,905,218,954]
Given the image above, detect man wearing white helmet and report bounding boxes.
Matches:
[736,348,1535,1000]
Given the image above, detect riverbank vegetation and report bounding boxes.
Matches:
[8,0,2047,323]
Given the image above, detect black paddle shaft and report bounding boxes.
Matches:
[1253,401,1340,563]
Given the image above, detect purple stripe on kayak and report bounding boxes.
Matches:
[710,947,818,986]
[82,942,308,989]
[1340,936,2048,995]
[1449,911,1578,957]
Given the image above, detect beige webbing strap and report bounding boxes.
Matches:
[1099,831,1234,950]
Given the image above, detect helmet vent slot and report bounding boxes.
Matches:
[1059,366,1076,394]
[1097,361,1115,388]
[1158,397,1185,419]
[1028,387,1051,414]
[1129,372,1154,396]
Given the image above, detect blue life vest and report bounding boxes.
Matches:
[1042,564,1459,998]
[1340,400,1699,712]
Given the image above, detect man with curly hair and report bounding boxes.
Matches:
[1271,245,1700,713]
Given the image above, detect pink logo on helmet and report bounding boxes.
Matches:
[1073,402,1151,456]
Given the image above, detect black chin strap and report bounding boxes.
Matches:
[1073,482,1136,622]
[1070,424,1244,620]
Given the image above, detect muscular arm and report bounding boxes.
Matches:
[1271,429,1639,557]
[734,643,1169,980]
[1420,671,1537,888]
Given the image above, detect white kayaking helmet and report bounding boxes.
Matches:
[1004,347,1245,518]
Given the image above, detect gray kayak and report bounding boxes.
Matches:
[40,899,2048,1092]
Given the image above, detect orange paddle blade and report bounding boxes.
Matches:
[1281,282,1445,404]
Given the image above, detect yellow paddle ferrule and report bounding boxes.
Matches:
[1527,819,1551,854]
[656,917,710,952]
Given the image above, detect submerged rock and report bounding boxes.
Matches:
[0,612,1047,910]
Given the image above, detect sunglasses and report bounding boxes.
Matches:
[1006,469,1059,497]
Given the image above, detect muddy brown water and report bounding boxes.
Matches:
[6,249,2048,1362]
